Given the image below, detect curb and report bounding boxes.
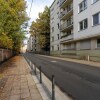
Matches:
[23,55,72,100]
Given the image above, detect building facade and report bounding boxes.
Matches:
[50,0,100,61]
[50,0,61,55]
[27,36,33,52]
[27,35,41,53]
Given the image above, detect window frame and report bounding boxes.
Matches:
[92,12,100,26]
[78,0,87,13]
[97,39,100,48]
[79,18,88,31]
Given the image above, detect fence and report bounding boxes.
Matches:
[0,49,12,63]
[24,56,55,100]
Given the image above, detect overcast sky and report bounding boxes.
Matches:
[25,0,54,25]
[24,0,54,42]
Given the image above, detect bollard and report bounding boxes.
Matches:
[87,55,90,61]
[30,61,31,66]
[32,64,34,71]
[39,66,42,83]
[34,65,37,75]
[52,75,55,100]
[30,61,32,70]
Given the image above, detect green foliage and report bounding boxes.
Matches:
[0,0,29,51]
[0,35,13,49]
[30,6,50,49]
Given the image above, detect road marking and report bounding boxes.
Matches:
[51,61,57,63]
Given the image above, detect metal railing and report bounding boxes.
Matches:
[60,19,73,31]
[60,7,73,18]
[60,0,66,6]
[24,56,55,100]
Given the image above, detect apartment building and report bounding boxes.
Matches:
[50,0,100,61]
[32,35,41,53]
[27,35,41,53]
[27,36,33,52]
[50,0,61,55]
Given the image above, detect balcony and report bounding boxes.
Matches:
[60,34,73,43]
[60,19,73,32]
[60,0,73,9]
[60,8,73,20]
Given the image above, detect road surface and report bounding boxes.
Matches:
[24,53,100,100]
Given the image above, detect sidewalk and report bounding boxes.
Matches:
[0,56,43,100]
[37,54,100,68]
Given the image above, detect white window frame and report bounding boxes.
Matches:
[78,0,87,13]
[92,12,100,26]
[79,18,88,31]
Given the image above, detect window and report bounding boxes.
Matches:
[79,0,87,13]
[51,37,54,42]
[92,0,99,4]
[93,12,100,26]
[79,19,88,31]
[52,46,54,51]
[57,34,59,40]
[57,1,59,5]
[97,39,100,48]
[35,39,36,43]
[52,27,54,32]
[57,45,59,50]
[51,8,54,12]
[57,12,59,18]
[57,23,59,29]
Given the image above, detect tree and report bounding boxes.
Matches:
[30,6,50,51]
[0,0,29,51]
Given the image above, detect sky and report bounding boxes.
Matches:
[25,0,54,25]
[24,0,54,41]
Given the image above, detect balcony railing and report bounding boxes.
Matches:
[60,33,73,42]
[60,0,66,6]
[60,7,73,18]
[60,19,73,31]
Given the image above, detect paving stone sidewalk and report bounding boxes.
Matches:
[0,56,43,100]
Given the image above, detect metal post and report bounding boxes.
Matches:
[39,66,42,83]
[30,61,32,70]
[30,61,31,66]
[52,75,55,100]
[32,64,34,71]
[34,65,37,75]
[88,55,90,61]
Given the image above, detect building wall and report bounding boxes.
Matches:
[50,0,61,54]
[27,36,33,52]
[50,0,100,61]
[74,0,100,40]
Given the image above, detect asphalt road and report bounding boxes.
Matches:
[24,53,100,100]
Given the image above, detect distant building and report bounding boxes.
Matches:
[50,0,100,61]
[32,35,41,53]
[27,36,33,52]
[21,44,27,53]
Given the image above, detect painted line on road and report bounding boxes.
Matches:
[50,61,57,63]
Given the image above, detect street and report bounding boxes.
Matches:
[24,53,100,100]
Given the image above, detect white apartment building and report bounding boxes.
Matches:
[27,36,33,52]
[50,0,61,55]
[27,35,41,53]
[50,0,100,61]
[32,35,41,53]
